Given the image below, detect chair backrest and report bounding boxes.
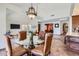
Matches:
[43,33,53,55]
[18,31,27,41]
[39,31,45,40]
[4,35,12,56]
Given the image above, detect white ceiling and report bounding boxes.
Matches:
[5,3,73,21]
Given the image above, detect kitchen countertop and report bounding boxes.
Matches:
[66,32,79,37]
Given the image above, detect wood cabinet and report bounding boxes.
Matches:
[72,15,79,28]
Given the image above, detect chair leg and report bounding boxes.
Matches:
[44,51,51,56]
[27,50,32,56]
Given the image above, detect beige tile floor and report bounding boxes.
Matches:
[0,35,79,56]
[49,35,79,56]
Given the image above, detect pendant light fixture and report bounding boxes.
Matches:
[27,3,37,19]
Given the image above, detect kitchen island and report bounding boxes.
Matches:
[64,32,79,53]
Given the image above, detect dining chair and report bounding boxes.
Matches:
[4,35,28,56]
[38,31,45,40]
[18,31,27,41]
[31,33,53,56]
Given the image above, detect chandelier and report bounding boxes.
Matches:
[27,4,37,19]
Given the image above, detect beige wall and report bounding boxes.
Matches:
[0,6,6,39]
[0,6,6,49]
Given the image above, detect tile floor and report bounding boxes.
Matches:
[0,35,79,56]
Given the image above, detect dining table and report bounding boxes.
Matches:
[13,35,44,49]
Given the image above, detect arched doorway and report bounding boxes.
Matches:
[63,23,68,35]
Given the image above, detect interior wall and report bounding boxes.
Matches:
[53,21,61,35]
[0,6,6,49]
[6,7,38,34]
[40,17,69,35]
[0,6,6,39]
[40,20,61,35]
[6,16,38,34]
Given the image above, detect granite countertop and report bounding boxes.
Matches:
[66,32,79,37]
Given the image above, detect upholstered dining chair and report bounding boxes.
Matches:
[38,31,45,40]
[31,33,53,56]
[18,31,27,41]
[4,35,28,56]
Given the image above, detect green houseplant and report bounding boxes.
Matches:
[28,31,35,49]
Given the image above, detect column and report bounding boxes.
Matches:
[68,16,72,33]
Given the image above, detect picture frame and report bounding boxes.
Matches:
[55,23,59,28]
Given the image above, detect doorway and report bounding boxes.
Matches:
[62,23,68,35]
